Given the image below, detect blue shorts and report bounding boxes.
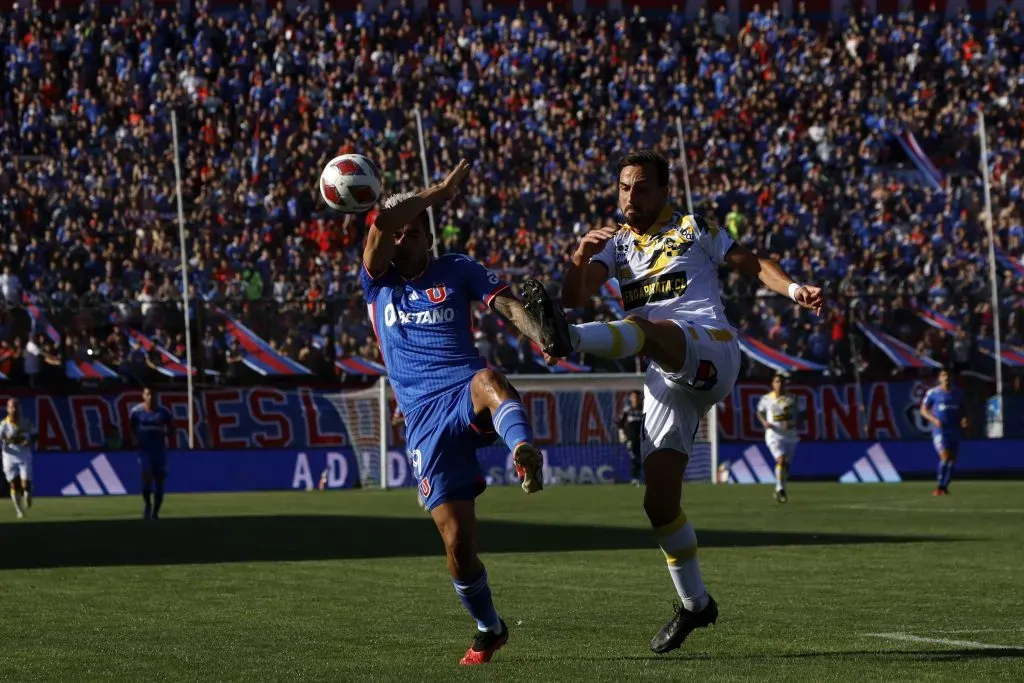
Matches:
[405,382,498,511]
[139,451,168,478]
[932,433,958,456]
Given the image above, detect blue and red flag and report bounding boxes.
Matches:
[503,335,590,373]
[311,335,387,377]
[21,292,61,346]
[916,306,959,334]
[975,339,1024,368]
[995,247,1024,279]
[126,329,216,377]
[856,322,942,370]
[897,130,944,189]
[64,359,119,380]
[916,306,1024,367]
[218,309,312,376]
[737,334,827,374]
[335,356,387,376]
[601,279,626,318]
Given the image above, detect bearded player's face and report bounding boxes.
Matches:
[393,218,431,272]
[619,163,668,229]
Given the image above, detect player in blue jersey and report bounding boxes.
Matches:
[361,159,550,666]
[129,387,174,519]
[920,368,967,496]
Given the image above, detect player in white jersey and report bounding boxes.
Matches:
[756,373,800,503]
[1,398,36,519]
[522,149,823,654]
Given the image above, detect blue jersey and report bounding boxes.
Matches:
[130,405,172,454]
[922,386,963,438]
[360,253,509,412]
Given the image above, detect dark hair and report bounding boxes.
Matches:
[773,372,789,382]
[617,149,670,187]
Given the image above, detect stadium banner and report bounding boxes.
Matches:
[1,382,1020,453]
[716,440,1024,484]
[32,439,1024,497]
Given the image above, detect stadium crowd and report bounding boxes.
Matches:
[2,0,1024,385]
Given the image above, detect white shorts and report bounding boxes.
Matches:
[640,322,741,460]
[3,453,32,482]
[766,437,798,461]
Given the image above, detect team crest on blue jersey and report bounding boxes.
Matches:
[426,285,449,303]
[419,477,432,498]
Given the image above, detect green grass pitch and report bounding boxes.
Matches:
[1,482,1023,682]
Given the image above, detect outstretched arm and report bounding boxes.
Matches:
[362,160,471,277]
[724,243,824,316]
[492,292,548,348]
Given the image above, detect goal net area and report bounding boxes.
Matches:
[324,374,718,490]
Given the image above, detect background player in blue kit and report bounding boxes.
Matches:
[920,368,967,497]
[361,159,551,666]
[129,387,174,519]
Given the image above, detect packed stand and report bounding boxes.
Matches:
[1,0,1023,386]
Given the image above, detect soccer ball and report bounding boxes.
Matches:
[319,154,383,213]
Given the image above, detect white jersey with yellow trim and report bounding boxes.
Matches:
[757,391,799,443]
[590,207,735,330]
[0,416,35,459]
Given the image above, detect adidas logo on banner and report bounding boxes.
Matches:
[61,455,127,496]
[720,446,777,485]
[839,444,902,484]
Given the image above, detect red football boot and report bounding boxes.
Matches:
[459,620,509,666]
[932,487,947,496]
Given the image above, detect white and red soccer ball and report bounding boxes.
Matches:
[319,153,382,213]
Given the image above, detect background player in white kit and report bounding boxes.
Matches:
[1,398,36,519]
[756,373,800,503]
[523,149,823,655]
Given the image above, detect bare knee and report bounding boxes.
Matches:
[473,368,507,392]
[643,449,688,527]
[625,316,686,371]
[471,368,516,412]
[432,501,482,580]
[445,532,475,569]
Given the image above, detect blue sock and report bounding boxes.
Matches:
[153,480,165,515]
[936,461,945,488]
[492,400,532,453]
[143,487,152,509]
[453,569,501,632]
[941,461,955,489]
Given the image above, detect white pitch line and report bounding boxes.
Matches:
[835,504,1024,514]
[932,628,1024,635]
[864,632,1024,650]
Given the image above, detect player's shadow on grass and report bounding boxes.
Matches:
[0,516,963,570]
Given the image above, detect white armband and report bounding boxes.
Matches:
[787,283,803,301]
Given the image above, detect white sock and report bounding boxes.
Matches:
[10,492,24,516]
[776,462,786,491]
[569,320,645,358]
[655,512,709,612]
